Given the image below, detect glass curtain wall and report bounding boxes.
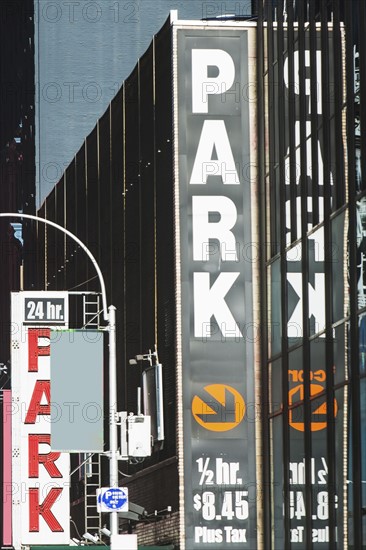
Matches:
[258,0,365,548]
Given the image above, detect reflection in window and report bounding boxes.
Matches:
[289,405,306,548]
[359,314,366,375]
[269,358,282,414]
[334,386,347,548]
[270,416,285,549]
[332,212,347,324]
[356,198,366,309]
[361,378,366,546]
[270,260,282,358]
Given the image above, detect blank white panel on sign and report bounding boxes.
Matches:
[50,330,104,452]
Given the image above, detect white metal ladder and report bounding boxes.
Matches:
[84,453,102,534]
[82,294,102,534]
[83,294,101,328]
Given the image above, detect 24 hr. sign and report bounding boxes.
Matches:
[24,295,67,325]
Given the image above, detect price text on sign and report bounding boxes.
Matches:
[194,491,249,521]
[192,384,245,432]
[193,456,249,544]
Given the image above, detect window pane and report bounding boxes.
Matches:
[288,347,304,407]
[357,197,366,310]
[287,242,303,347]
[269,358,282,414]
[334,323,348,385]
[360,378,366,546]
[289,404,306,548]
[270,416,285,549]
[270,259,282,357]
[332,211,347,324]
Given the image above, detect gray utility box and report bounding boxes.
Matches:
[118,411,152,460]
[127,414,152,457]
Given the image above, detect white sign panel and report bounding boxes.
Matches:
[11,292,70,548]
[97,487,129,513]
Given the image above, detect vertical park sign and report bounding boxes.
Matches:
[10,292,70,548]
[173,23,258,549]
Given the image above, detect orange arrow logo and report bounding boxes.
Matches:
[192,384,245,432]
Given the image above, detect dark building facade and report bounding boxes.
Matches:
[34,15,180,547]
[0,0,35,366]
[4,1,366,549]
[0,1,35,546]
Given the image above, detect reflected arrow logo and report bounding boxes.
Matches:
[192,384,246,432]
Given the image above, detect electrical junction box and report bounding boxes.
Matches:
[127,414,151,457]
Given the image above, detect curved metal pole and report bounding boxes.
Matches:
[0,212,108,321]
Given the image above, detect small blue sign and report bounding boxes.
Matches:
[97,487,128,512]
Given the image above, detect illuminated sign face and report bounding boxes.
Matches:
[174,26,257,549]
[11,293,70,547]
